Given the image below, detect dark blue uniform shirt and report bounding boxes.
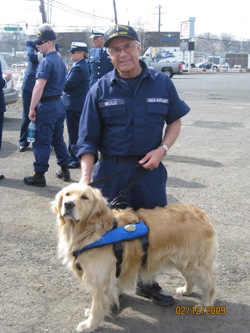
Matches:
[88,48,114,86]
[75,61,190,161]
[36,51,66,96]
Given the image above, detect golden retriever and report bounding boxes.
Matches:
[52,183,218,332]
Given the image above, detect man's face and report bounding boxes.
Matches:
[37,40,49,55]
[92,36,104,48]
[107,37,141,78]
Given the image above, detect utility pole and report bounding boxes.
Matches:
[39,0,47,23]
[154,5,165,46]
[158,5,161,33]
[113,0,118,25]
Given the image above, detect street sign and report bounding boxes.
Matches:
[3,26,23,32]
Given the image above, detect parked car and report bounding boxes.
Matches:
[11,61,28,69]
[0,54,19,105]
[198,62,219,70]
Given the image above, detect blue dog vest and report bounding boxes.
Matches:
[73,221,149,258]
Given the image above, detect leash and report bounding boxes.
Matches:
[109,167,147,208]
[89,163,142,187]
[89,163,148,208]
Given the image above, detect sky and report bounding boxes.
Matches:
[0,0,250,41]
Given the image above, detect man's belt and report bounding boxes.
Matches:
[100,153,144,164]
[40,95,61,102]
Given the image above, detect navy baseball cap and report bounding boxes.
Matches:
[67,41,88,53]
[33,26,56,45]
[104,25,140,47]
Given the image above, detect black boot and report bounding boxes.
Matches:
[136,281,174,306]
[55,165,70,182]
[24,172,46,187]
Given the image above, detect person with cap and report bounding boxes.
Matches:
[0,62,12,180]
[74,24,190,307]
[24,23,70,187]
[88,29,114,87]
[62,41,90,168]
[18,39,43,152]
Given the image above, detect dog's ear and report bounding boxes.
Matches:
[51,189,64,215]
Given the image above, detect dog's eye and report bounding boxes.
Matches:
[81,195,88,200]
[65,192,70,196]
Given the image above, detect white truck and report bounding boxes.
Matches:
[141,47,184,78]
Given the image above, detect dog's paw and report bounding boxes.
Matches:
[84,309,91,318]
[176,286,189,296]
[77,319,96,332]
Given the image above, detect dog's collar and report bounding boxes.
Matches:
[72,220,148,259]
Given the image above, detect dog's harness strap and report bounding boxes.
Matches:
[113,242,123,278]
[140,235,149,266]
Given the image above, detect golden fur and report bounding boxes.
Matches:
[52,183,218,332]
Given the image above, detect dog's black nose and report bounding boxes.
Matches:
[64,201,75,210]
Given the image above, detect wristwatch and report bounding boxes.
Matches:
[160,143,169,154]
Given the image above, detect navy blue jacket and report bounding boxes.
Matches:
[62,58,90,111]
[88,48,113,86]
[0,62,6,113]
[75,61,190,161]
[22,40,41,93]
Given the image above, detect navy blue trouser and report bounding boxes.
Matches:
[0,112,3,150]
[32,100,70,172]
[65,108,81,164]
[19,90,32,147]
[93,159,168,210]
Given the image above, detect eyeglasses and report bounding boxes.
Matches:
[107,43,139,57]
[37,40,48,46]
[70,51,75,54]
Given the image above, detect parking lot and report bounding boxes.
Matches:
[1,72,249,332]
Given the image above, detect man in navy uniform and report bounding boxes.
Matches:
[24,24,70,187]
[62,41,90,168]
[74,24,191,307]
[88,29,113,87]
[18,39,43,152]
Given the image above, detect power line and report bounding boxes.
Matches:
[44,0,113,22]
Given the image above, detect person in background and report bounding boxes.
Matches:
[0,62,12,180]
[18,40,43,152]
[24,24,70,187]
[62,41,90,168]
[74,24,190,307]
[88,29,113,87]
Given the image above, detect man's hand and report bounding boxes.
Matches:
[29,109,37,121]
[139,146,166,170]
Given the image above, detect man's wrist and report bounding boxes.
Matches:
[160,143,169,155]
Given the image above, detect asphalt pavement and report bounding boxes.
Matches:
[1,72,249,333]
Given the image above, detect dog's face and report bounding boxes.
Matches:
[52,183,108,224]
